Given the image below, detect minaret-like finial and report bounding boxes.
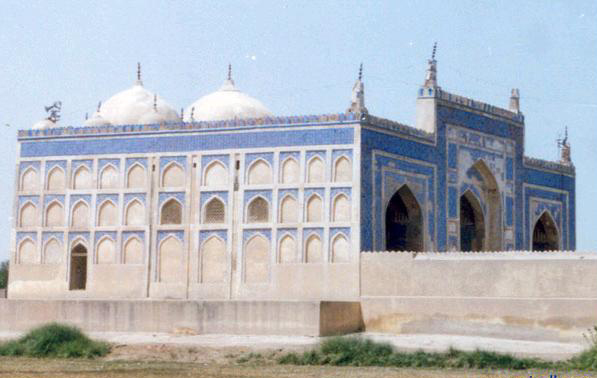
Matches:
[557,126,572,165]
[85,112,88,120]
[358,63,363,81]
[190,106,195,121]
[509,88,520,113]
[97,101,102,113]
[136,62,143,85]
[423,42,438,88]
[153,94,158,112]
[180,108,184,120]
[347,63,367,115]
[228,63,232,81]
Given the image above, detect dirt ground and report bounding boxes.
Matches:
[1,344,596,378]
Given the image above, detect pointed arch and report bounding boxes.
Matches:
[385,184,423,251]
[279,194,298,223]
[18,238,36,264]
[278,234,296,263]
[468,159,502,250]
[247,159,272,185]
[244,234,269,283]
[73,165,92,189]
[204,161,228,186]
[99,164,119,189]
[43,237,62,264]
[203,197,225,224]
[123,236,143,264]
[532,210,560,251]
[201,236,227,283]
[331,233,350,263]
[97,200,118,227]
[69,243,87,290]
[162,162,185,188]
[247,196,269,223]
[280,157,299,184]
[45,200,64,227]
[460,190,485,251]
[96,236,115,264]
[127,163,146,188]
[306,194,323,222]
[307,156,325,183]
[160,198,182,225]
[305,234,322,263]
[159,235,184,283]
[125,199,145,226]
[19,201,37,227]
[20,167,39,191]
[333,156,352,182]
[47,166,65,190]
[71,200,90,228]
[332,193,351,222]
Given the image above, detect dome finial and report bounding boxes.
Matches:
[97,101,102,113]
[423,42,438,88]
[136,62,143,85]
[190,106,195,121]
[431,41,437,61]
[347,63,367,115]
[228,63,232,81]
[153,94,158,112]
[358,63,363,81]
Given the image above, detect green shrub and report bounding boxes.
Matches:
[0,323,110,358]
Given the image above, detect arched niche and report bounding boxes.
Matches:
[385,185,423,251]
[123,236,143,264]
[162,162,185,188]
[280,158,299,184]
[278,234,296,263]
[69,243,87,290]
[201,236,226,283]
[47,166,65,190]
[127,164,146,188]
[247,197,269,223]
[100,165,119,189]
[159,236,184,283]
[305,234,322,263]
[45,201,64,227]
[204,197,225,224]
[19,238,37,264]
[44,238,62,264]
[279,195,298,223]
[71,201,90,228]
[73,166,92,190]
[161,199,182,225]
[307,157,325,183]
[532,211,560,251]
[20,202,36,227]
[96,237,115,264]
[460,190,485,251]
[97,200,118,227]
[247,159,272,185]
[125,199,145,226]
[332,194,350,222]
[331,233,350,263]
[204,161,228,186]
[21,167,39,191]
[244,235,269,283]
[306,195,323,222]
[333,156,352,182]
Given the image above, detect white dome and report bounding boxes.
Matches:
[32,119,56,130]
[84,112,112,127]
[184,78,272,122]
[99,82,179,125]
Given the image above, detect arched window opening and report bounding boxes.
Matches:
[334,156,352,182]
[127,164,146,188]
[69,243,87,290]
[245,235,269,283]
[98,201,117,226]
[385,185,423,251]
[306,235,322,263]
[100,165,119,189]
[247,197,268,223]
[45,201,64,227]
[21,168,39,191]
[123,237,143,264]
[71,201,90,228]
[161,199,182,225]
[279,195,298,223]
[460,191,485,251]
[19,239,36,264]
[47,167,65,190]
[281,158,299,184]
[332,194,350,222]
[306,195,323,222]
[125,200,145,226]
[204,161,228,186]
[201,237,226,283]
[159,236,184,283]
[20,202,36,227]
[532,212,559,251]
[73,166,92,190]
[162,163,185,187]
[278,235,296,263]
[96,237,115,264]
[331,234,350,263]
[307,157,325,183]
[247,159,272,185]
[204,198,225,224]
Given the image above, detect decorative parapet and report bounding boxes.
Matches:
[524,156,575,176]
[362,114,435,141]
[437,89,524,124]
[361,250,594,260]
[18,112,359,140]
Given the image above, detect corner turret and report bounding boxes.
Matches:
[347,63,367,115]
[415,43,439,133]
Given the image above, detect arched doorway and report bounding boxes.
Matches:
[460,191,485,251]
[69,244,87,290]
[532,212,559,251]
[385,185,423,251]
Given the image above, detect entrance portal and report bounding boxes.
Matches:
[69,244,87,290]
[385,185,423,251]
[532,212,559,251]
[460,191,485,251]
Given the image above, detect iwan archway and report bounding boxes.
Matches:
[385,185,423,251]
[460,191,485,251]
[532,211,559,251]
[69,244,87,290]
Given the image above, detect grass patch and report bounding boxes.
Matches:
[0,323,110,358]
[277,337,562,370]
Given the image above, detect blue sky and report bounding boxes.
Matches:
[0,1,595,259]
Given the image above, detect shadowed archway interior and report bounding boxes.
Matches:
[532,212,559,251]
[460,191,485,251]
[385,185,423,251]
[69,244,87,290]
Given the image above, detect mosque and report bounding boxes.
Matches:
[8,51,576,301]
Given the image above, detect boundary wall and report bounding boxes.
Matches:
[360,251,597,342]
